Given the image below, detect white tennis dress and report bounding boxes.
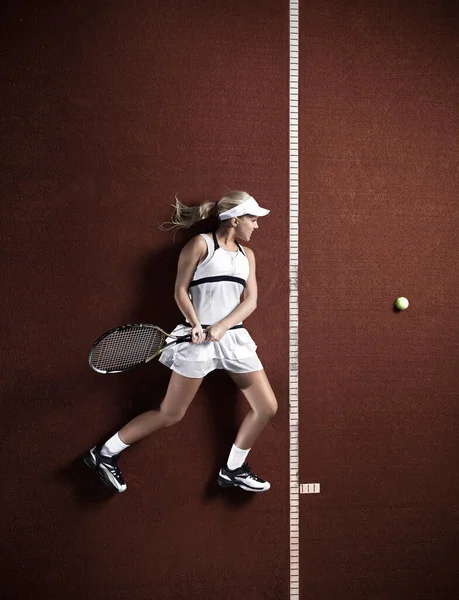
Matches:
[159,231,264,378]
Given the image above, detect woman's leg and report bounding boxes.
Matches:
[217,369,277,492]
[118,371,204,444]
[229,369,278,449]
[85,371,203,492]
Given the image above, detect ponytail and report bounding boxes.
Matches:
[158,190,251,234]
[158,194,217,233]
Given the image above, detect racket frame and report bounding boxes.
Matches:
[88,323,193,374]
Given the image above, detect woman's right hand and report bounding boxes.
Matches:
[190,324,207,344]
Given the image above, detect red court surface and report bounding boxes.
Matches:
[1,1,458,599]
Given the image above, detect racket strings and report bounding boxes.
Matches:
[91,326,166,372]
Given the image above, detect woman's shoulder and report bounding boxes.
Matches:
[180,234,208,258]
[183,233,209,248]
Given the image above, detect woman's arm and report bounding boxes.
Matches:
[174,236,207,328]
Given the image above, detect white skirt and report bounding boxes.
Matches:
[158,324,264,378]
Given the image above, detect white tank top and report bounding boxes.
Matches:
[187,231,249,326]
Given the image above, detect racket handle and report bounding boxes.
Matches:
[175,334,193,342]
[175,332,208,343]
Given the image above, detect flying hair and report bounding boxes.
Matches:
[158,190,252,236]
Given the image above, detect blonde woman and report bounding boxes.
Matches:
[84,191,278,493]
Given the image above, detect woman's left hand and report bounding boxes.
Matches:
[204,323,228,342]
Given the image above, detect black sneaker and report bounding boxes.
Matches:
[217,462,270,492]
[83,446,127,493]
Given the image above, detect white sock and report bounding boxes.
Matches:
[100,433,130,458]
[227,444,251,470]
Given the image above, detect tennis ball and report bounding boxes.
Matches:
[395,297,409,310]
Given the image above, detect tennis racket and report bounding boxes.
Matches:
[89,324,198,374]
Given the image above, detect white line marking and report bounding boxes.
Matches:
[300,483,321,494]
[289,1,299,599]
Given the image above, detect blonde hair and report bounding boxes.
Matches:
[158,190,252,233]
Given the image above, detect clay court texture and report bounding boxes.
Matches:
[1,1,458,599]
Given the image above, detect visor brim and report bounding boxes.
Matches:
[248,208,270,217]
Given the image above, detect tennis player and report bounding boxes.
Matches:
[84,191,278,493]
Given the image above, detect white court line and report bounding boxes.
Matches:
[289,1,300,599]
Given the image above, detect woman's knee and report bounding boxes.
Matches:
[159,406,187,427]
[267,399,278,419]
[257,398,278,421]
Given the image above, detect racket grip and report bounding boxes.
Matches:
[175,334,193,342]
[175,332,208,343]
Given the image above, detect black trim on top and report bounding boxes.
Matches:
[181,323,244,330]
[212,230,219,251]
[189,275,246,288]
[235,240,246,256]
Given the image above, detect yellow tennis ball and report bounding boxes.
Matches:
[395,297,409,310]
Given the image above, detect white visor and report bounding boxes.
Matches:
[218,196,270,221]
